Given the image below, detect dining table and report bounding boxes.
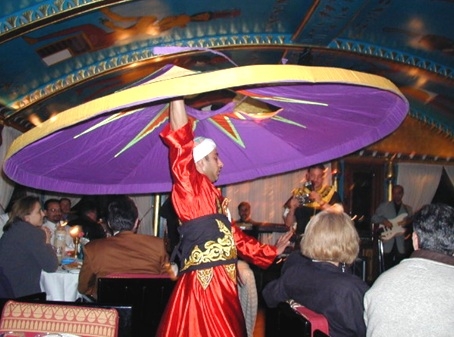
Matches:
[40,259,82,302]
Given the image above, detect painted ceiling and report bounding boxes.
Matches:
[0,0,453,163]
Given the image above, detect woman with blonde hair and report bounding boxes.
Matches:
[263,209,369,337]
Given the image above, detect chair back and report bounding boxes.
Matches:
[0,292,47,316]
[0,298,131,337]
[97,274,175,337]
[50,301,132,337]
[0,300,119,337]
[290,300,330,336]
[266,300,330,337]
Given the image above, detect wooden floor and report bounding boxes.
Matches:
[253,306,266,337]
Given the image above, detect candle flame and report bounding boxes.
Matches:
[69,225,80,238]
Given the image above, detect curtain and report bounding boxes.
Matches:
[0,126,21,213]
[130,194,154,235]
[444,166,454,186]
[396,163,443,213]
[225,165,332,224]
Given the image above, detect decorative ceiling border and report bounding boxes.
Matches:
[0,0,132,42]
[5,34,291,115]
[1,0,102,34]
[329,38,453,80]
[353,149,453,164]
[4,34,454,138]
[408,107,454,141]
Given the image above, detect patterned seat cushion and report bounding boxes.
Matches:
[0,300,118,337]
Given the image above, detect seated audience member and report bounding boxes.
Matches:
[78,196,169,297]
[42,198,74,252]
[262,209,369,337]
[0,196,58,297]
[364,203,454,337]
[68,201,107,241]
[60,197,76,221]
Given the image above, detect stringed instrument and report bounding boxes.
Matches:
[379,213,411,242]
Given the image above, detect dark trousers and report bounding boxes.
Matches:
[384,241,406,270]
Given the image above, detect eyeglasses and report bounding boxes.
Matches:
[47,208,61,212]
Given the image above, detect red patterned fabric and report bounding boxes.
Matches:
[158,266,245,337]
[232,225,277,268]
[0,300,119,337]
[162,122,224,222]
[157,122,276,337]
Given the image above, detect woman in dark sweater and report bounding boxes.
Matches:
[0,196,58,297]
[263,209,369,337]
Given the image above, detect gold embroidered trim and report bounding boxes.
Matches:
[224,263,237,284]
[197,268,214,290]
[181,219,237,272]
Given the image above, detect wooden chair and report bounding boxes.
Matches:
[266,300,330,337]
[97,274,175,337]
[0,300,119,337]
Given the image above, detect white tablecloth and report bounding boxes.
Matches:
[40,267,81,301]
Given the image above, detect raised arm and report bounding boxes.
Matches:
[283,196,299,229]
[170,99,188,131]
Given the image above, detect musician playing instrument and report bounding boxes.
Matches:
[283,164,343,248]
[371,184,413,270]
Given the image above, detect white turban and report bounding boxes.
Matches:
[193,137,217,162]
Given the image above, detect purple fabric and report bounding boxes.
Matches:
[3,67,408,194]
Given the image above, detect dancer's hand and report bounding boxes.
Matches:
[275,230,293,255]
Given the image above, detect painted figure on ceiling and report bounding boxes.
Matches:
[23,8,241,52]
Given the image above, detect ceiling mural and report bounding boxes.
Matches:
[0,0,453,165]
